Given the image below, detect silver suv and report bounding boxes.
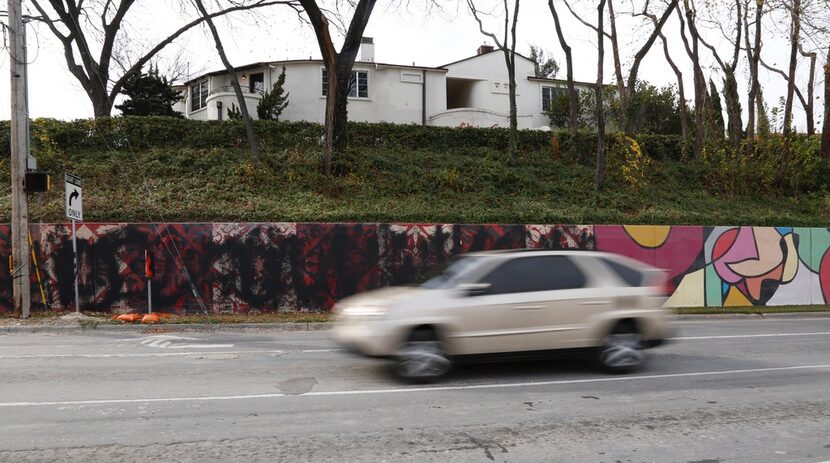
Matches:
[332,250,673,382]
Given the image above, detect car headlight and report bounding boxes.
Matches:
[341,305,388,320]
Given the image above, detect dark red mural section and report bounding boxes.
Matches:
[0,223,595,313]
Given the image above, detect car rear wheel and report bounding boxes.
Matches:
[598,321,645,373]
[395,328,451,383]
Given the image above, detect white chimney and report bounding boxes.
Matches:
[360,37,375,62]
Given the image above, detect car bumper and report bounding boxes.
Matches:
[330,320,401,358]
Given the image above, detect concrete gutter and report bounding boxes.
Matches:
[0,322,335,334]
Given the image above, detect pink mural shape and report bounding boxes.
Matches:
[714,227,759,284]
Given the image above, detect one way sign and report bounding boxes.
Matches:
[65,173,83,221]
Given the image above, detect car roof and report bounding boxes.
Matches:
[464,249,663,271]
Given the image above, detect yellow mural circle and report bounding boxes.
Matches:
[623,225,671,248]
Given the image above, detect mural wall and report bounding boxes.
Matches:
[0,223,828,313]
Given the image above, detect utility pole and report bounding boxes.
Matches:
[9,0,31,318]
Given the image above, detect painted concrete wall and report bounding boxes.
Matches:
[1,223,828,314]
[429,108,534,129]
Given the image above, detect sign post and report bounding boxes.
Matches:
[65,173,83,315]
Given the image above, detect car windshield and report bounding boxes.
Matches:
[420,256,483,289]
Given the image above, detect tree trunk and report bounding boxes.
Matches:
[194,0,260,163]
[506,0,520,165]
[745,0,764,140]
[782,0,800,139]
[607,0,626,103]
[779,0,801,182]
[799,45,816,135]
[506,57,518,164]
[679,2,706,158]
[595,0,607,191]
[331,62,353,166]
[723,70,742,149]
[822,47,830,159]
[658,30,688,149]
[548,0,578,138]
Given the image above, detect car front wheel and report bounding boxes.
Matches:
[598,321,645,373]
[395,329,451,382]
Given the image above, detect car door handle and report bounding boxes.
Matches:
[580,300,611,306]
[512,305,543,310]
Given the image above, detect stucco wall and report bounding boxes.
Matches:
[181,62,446,125]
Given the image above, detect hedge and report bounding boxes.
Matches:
[1,117,686,160]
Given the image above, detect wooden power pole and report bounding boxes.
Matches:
[8,0,31,318]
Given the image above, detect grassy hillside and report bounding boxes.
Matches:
[1,118,828,225]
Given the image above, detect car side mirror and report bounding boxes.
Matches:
[455,283,491,297]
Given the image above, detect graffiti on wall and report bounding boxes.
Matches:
[0,223,828,313]
[594,225,830,307]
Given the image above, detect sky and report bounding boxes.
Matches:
[0,0,823,131]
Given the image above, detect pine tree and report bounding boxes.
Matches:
[115,65,182,117]
[257,66,290,120]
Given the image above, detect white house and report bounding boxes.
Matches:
[173,39,594,130]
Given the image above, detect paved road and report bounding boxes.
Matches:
[1,317,829,463]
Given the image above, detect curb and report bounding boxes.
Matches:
[2,312,830,334]
[671,312,830,320]
[0,322,335,334]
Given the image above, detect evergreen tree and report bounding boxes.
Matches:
[227,104,243,120]
[257,66,290,120]
[115,65,182,117]
[708,80,725,137]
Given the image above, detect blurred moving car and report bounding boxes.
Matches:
[331,250,673,382]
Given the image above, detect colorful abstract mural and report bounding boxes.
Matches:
[0,223,828,313]
[594,226,830,307]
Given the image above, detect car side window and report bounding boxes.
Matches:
[479,256,586,295]
[601,258,644,286]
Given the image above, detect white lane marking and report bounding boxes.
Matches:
[0,364,828,408]
[167,344,234,349]
[0,348,345,360]
[138,335,233,350]
[671,331,830,340]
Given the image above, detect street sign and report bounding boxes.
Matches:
[65,173,83,221]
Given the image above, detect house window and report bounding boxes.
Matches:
[190,79,208,112]
[249,72,264,94]
[541,86,569,112]
[322,69,369,98]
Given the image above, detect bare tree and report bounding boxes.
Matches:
[678,1,707,158]
[822,46,830,158]
[758,57,812,132]
[596,0,608,190]
[698,0,743,148]
[799,44,817,135]
[30,0,289,117]
[547,0,579,138]
[467,0,521,165]
[782,0,802,140]
[643,8,689,144]
[563,0,679,132]
[299,0,376,176]
[743,0,770,138]
[192,0,260,162]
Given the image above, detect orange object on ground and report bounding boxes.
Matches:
[116,313,142,322]
[141,313,160,324]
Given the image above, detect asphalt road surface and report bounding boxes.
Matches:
[1,316,830,463]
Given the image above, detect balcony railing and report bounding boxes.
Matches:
[208,85,264,96]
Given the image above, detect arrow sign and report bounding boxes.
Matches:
[65,173,83,221]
